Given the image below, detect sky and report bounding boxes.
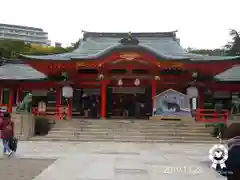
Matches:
[0,0,239,49]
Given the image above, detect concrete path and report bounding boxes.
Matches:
[1,142,225,180]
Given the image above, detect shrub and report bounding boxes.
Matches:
[206,123,227,137]
[35,116,51,135]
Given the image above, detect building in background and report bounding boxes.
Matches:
[55,42,62,48]
[0,23,50,46]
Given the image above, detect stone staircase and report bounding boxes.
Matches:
[30,119,220,143]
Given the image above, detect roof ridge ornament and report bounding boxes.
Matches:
[128,32,132,40]
[120,32,139,45]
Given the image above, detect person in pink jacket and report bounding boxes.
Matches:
[0,112,14,156]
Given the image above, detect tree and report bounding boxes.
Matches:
[0,38,79,59]
[225,29,240,56]
[24,44,71,55]
[0,39,31,58]
[71,39,81,50]
[188,48,224,56]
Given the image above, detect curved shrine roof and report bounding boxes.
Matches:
[0,61,46,80]
[20,31,240,61]
[214,65,240,82]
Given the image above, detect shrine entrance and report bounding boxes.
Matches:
[71,86,152,119]
[107,87,152,119]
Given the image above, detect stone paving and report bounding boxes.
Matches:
[0,141,225,180]
[0,158,55,180]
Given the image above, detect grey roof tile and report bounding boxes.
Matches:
[0,63,46,80]
[214,66,240,81]
[20,31,240,61]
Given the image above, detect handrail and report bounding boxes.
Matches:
[32,106,68,120]
[0,104,8,107]
[195,109,229,123]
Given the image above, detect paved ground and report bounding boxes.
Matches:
[0,158,55,180]
[0,141,225,180]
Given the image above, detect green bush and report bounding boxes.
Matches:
[205,123,227,137]
[35,116,51,135]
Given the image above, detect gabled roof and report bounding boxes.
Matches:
[153,88,188,99]
[0,61,46,80]
[19,31,240,61]
[214,65,240,82]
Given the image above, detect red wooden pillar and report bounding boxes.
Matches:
[151,80,157,106]
[100,81,107,119]
[56,88,61,119]
[67,98,72,119]
[8,88,14,113]
[198,88,204,109]
[16,88,22,104]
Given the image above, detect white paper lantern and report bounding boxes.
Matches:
[62,86,73,98]
[134,78,140,86]
[154,76,160,80]
[98,73,104,80]
[118,79,123,86]
[187,86,198,98]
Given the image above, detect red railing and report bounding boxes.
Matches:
[0,104,8,108]
[195,109,229,123]
[0,104,8,114]
[32,106,68,120]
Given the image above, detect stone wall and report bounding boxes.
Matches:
[11,113,35,140]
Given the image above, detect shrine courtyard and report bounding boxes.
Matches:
[0,141,224,180]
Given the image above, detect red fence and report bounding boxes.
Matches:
[195,109,229,123]
[32,106,68,120]
[0,104,8,114]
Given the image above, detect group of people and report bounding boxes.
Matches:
[81,95,99,118]
[0,112,14,156]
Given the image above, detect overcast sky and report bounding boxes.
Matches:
[0,0,239,49]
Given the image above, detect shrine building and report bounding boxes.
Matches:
[0,31,240,120]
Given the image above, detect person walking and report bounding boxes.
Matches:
[0,112,14,156]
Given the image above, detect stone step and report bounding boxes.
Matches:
[46,119,214,143]
[50,126,212,130]
[44,134,215,141]
[55,121,207,126]
[47,131,211,137]
[29,136,219,143]
[58,126,209,130]
[49,128,212,133]
[70,119,196,122]
[52,124,210,129]
[55,120,206,126]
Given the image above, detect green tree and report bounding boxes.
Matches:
[24,44,72,55]
[188,49,224,56]
[71,39,81,50]
[225,29,240,56]
[0,39,77,59]
[0,39,31,58]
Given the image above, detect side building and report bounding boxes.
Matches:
[0,23,50,46]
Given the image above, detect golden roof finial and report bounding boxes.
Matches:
[128,31,132,40]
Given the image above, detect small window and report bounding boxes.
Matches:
[78,69,98,74]
[132,69,149,74]
[159,68,185,75]
[109,69,127,74]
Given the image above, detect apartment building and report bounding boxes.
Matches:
[0,23,50,45]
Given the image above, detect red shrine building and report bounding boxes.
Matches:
[0,31,240,120]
